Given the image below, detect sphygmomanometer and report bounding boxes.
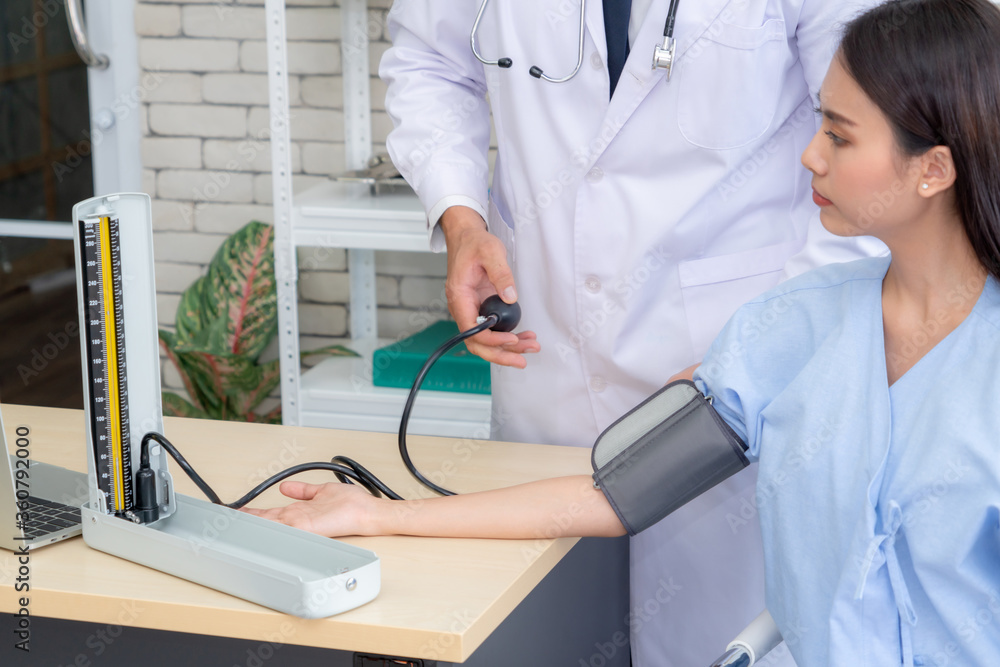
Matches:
[73,193,753,622]
[135,297,749,537]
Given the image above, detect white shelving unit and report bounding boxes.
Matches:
[265,0,492,437]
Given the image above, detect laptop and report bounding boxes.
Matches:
[0,402,89,551]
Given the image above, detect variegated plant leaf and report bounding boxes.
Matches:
[302,344,361,359]
[231,358,281,417]
[159,330,208,413]
[161,391,212,420]
[174,221,277,359]
[159,220,358,424]
[170,350,226,417]
[171,351,255,420]
[245,403,283,425]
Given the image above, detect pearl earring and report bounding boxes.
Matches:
[922,183,930,190]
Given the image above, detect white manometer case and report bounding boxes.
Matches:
[72,193,379,618]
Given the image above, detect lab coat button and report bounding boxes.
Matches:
[589,376,607,393]
[586,167,604,183]
[591,52,603,70]
[585,276,601,293]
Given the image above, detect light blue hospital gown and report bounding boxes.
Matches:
[693,256,1000,666]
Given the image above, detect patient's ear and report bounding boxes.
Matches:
[917,145,956,197]
[667,364,699,384]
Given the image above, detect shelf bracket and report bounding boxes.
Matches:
[266,0,302,425]
[342,0,378,341]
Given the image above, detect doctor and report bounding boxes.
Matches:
[381,0,882,664]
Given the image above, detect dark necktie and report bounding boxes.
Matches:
[604,0,632,96]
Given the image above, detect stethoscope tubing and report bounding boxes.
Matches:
[471,0,587,82]
[471,0,681,83]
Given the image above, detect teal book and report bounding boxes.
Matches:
[372,320,491,394]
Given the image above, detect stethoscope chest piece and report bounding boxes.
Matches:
[472,0,681,83]
[651,36,677,80]
[651,0,682,80]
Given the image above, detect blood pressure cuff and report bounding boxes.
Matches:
[591,380,750,536]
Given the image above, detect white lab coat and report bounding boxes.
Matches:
[382,1,884,665]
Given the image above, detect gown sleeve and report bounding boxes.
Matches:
[693,307,763,459]
[692,281,828,460]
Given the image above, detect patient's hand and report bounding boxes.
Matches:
[242,481,385,537]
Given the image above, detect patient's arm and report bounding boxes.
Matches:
[243,475,626,540]
[669,364,699,383]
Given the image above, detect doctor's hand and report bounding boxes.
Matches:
[241,481,386,538]
[440,206,540,368]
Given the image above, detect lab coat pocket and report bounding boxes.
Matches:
[486,197,516,263]
[677,18,787,150]
[679,241,798,356]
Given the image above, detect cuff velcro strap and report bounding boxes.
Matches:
[591,380,749,536]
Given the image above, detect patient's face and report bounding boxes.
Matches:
[800,57,924,241]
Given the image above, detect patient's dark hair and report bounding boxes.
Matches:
[840,0,1000,279]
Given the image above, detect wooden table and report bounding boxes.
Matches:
[0,404,629,665]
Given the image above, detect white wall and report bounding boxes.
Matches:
[134,0,451,399]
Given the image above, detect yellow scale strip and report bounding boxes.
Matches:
[99,216,125,511]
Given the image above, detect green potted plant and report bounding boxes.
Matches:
[159,221,355,423]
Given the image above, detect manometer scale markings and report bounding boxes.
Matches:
[80,216,133,516]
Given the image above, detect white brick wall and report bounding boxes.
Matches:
[140,0,456,401]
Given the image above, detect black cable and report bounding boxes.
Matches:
[138,432,403,510]
[330,456,403,500]
[226,461,400,509]
[142,432,223,505]
[396,314,498,497]
[134,302,518,519]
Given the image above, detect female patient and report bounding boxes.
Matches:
[249,1,1000,664]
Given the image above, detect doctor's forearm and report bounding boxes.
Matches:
[375,475,627,539]
[440,205,488,246]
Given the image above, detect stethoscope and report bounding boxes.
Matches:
[471,0,682,82]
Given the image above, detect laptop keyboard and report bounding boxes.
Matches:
[23,496,82,540]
